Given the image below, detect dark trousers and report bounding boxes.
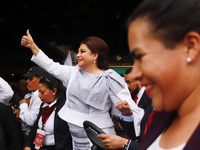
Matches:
[34,145,55,150]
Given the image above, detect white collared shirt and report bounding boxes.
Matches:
[19,90,42,126]
[136,86,145,105]
[147,133,186,150]
[38,100,57,146]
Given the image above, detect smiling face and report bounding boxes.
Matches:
[76,44,97,70]
[128,18,189,111]
[38,83,57,104]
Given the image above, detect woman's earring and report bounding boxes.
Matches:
[186,57,192,63]
[94,59,96,63]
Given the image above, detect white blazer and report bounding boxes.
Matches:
[31,50,144,136]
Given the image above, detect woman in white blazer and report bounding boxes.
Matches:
[21,31,144,150]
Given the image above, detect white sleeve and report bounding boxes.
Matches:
[0,77,14,104]
[31,50,73,87]
[19,95,42,126]
[109,89,144,137]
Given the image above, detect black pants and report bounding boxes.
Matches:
[39,145,55,150]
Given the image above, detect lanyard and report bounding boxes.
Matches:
[42,106,56,130]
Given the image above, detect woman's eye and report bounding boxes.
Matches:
[135,54,143,60]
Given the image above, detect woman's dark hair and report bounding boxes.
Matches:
[80,36,109,70]
[128,0,200,48]
[39,75,66,99]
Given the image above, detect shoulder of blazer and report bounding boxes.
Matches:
[139,111,176,150]
[184,123,200,149]
[37,103,44,118]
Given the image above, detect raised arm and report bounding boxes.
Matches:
[21,29,40,56]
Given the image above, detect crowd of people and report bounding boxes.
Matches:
[0,0,200,149]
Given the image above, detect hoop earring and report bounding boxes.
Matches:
[186,57,192,63]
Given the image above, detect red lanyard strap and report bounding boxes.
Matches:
[42,103,57,129]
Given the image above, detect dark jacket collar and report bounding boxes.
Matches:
[139,110,200,150]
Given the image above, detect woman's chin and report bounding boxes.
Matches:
[152,97,164,112]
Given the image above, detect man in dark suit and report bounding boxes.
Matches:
[98,69,153,150]
[0,103,22,150]
[98,103,154,150]
[120,105,154,150]
[125,68,151,110]
[111,68,151,139]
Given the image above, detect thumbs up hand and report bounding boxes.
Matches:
[21,29,40,56]
[21,29,34,49]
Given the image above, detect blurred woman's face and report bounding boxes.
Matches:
[128,18,187,111]
[38,83,56,103]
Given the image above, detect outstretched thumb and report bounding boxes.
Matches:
[26,29,31,37]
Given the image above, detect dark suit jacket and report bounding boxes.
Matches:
[0,126,5,150]
[120,105,153,150]
[24,98,72,150]
[137,91,151,111]
[139,110,200,150]
[0,103,21,150]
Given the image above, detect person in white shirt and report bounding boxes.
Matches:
[0,77,14,104]
[24,74,72,150]
[19,66,48,137]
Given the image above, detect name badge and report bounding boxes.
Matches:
[33,129,45,147]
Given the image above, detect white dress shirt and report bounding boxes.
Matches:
[135,86,145,105]
[38,100,57,146]
[19,90,42,126]
[147,133,186,150]
[0,77,14,104]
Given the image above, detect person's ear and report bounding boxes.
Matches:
[93,53,99,60]
[184,31,200,63]
[52,88,57,96]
